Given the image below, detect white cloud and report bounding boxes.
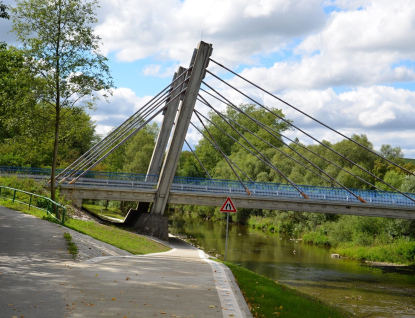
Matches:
[211,1,415,94]
[142,64,176,78]
[96,0,325,66]
[276,86,415,156]
[322,0,372,10]
[90,87,154,136]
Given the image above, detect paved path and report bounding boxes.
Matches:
[0,206,251,317]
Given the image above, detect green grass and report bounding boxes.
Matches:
[83,204,125,220]
[247,216,280,232]
[64,232,78,259]
[64,218,170,255]
[0,199,60,223]
[224,262,351,318]
[334,239,415,265]
[0,199,170,256]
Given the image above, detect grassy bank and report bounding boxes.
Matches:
[64,218,169,254]
[302,228,415,265]
[246,211,415,265]
[224,262,350,318]
[83,203,124,220]
[332,239,415,265]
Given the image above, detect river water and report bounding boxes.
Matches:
[169,216,415,317]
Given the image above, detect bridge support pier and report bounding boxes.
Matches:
[123,209,168,241]
[73,198,82,209]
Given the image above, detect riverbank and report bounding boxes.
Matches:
[1,199,350,317]
[169,214,415,318]
[224,261,350,318]
[246,212,415,265]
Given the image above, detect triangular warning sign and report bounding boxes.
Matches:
[220,197,237,213]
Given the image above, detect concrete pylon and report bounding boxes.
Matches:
[123,67,186,232]
[129,42,213,240]
[151,41,213,215]
[132,66,187,215]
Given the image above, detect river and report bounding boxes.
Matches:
[169,216,415,318]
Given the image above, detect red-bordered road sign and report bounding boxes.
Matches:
[220,197,237,213]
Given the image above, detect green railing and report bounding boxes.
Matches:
[0,186,66,224]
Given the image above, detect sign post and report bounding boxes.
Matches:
[220,197,237,261]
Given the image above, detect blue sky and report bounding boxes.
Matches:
[2,0,415,157]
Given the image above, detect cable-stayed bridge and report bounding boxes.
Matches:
[41,41,415,239]
[2,165,414,218]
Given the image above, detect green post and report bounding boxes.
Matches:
[29,194,32,210]
[61,207,66,225]
[12,189,16,203]
[47,200,50,215]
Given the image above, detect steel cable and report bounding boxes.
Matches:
[202,74,415,203]
[209,58,415,178]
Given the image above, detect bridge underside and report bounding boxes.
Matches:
[61,186,415,221]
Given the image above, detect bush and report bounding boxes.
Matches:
[303,230,331,246]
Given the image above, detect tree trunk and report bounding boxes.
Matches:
[51,104,60,218]
[51,0,62,219]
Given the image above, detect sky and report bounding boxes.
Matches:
[1,0,415,158]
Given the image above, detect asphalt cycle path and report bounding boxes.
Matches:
[0,206,72,317]
[0,206,251,318]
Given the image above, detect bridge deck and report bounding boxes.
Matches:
[2,166,415,219]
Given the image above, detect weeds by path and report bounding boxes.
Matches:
[64,232,78,259]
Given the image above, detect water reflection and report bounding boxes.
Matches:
[170,216,415,318]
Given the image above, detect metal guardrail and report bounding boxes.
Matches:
[169,176,415,207]
[1,166,415,208]
[0,185,66,224]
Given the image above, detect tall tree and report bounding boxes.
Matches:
[11,0,113,206]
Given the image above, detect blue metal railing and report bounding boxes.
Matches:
[1,166,414,208]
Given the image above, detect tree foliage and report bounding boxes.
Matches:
[11,0,113,204]
[194,104,290,180]
[101,123,159,174]
[0,105,98,167]
[0,1,9,20]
